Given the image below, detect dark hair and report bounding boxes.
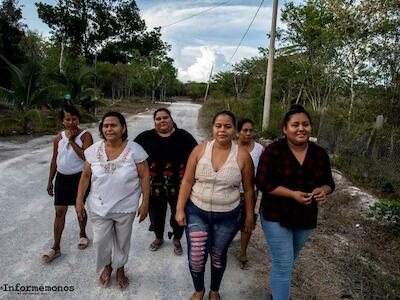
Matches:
[283,104,312,127]
[60,105,80,121]
[212,110,236,128]
[153,107,177,128]
[99,111,128,141]
[237,118,254,132]
[153,107,172,119]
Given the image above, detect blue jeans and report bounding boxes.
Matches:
[260,215,312,300]
[185,200,244,292]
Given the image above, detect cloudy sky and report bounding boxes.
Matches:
[19,0,301,82]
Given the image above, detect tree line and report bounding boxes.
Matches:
[0,0,180,134]
[196,0,399,207]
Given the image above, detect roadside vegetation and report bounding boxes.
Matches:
[194,1,400,297]
[1,0,399,296]
[196,0,399,228]
[0,0,181,135]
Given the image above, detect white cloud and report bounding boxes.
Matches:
[139,1,284,82]
[142,5,278,33]
[177,45,260,82]
[178,46,216,82]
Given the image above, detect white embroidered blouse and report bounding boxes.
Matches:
[84,140,148,217]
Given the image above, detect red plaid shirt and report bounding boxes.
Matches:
[256,138,335,229]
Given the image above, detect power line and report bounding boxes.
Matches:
[161,0,232,30]
[227,0,265,65]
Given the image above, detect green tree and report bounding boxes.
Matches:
[281,0,339,112]
[36,0,168,63]
[212,71,236,97]
[0,56,48,133]
[139,52,177,102]
[36,0,117,58]
[0,0,25,88]
[366,0,400,127]
[325,0,372,123]
[19,30,46,65]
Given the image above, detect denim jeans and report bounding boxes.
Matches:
[260,215,312,300]
[185,200,244,292]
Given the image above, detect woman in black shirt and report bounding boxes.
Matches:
[256,104,335,300]
[135,108,197,255]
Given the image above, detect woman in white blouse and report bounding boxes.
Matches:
[76,111,150,289]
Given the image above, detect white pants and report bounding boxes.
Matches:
[90,212,136,272]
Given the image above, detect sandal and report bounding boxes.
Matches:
[77,237,89,250]
[41,248,61,263]
[239,257,249,270]
[209,291,221,300]
[173,239,183,255]
[191,288,205,300]
[149,238,163,251]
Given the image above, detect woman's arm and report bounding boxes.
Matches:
[136,160,150,223]
[76,162,92,218]
[239,149,255,232]
[175,144,204,226]
[47,134,61,196]
[68,131,93,160]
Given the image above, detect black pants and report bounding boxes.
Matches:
[149,194,184,240]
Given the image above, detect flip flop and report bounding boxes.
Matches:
[190,288,205,300]
[239,257,249,270]
[173,239,183,256]
[149,239,163,251]
[77,237,89,250]
[41,249,61,263]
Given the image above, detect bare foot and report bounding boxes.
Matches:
[116,266,129,289]
[99,264,112,287]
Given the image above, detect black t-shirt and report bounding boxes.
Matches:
[134,128,197,184]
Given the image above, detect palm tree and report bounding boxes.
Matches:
[0,56,49,133]
[57,65,106,115]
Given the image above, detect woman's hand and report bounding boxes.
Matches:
[243,214,255,232]
[76,201,86,219]
[47,182,54,196]
[291,191,313,205]
[137,202,148,223]
[312,186,329,204]
[66,129,78,141]
[175,209,186,226]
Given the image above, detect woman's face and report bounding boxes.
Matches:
[283,112,312,145]
[154,111,173,134]
[237,122,254,144]
[213,114,235,144]
[102,116,126,141]
[62,111,79,130]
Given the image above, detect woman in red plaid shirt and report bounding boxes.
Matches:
[256,104,335,300]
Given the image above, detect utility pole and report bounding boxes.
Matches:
[262,0,279,131]
[203,64,214,102]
